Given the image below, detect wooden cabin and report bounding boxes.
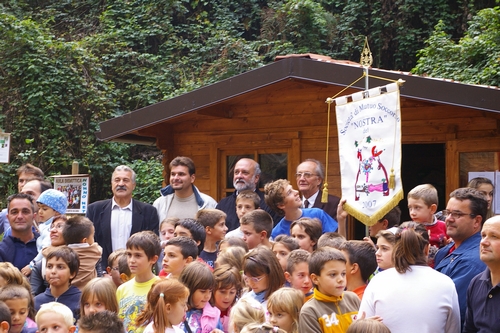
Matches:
[96,54,500,236]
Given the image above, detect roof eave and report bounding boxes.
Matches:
[97,57,500,143]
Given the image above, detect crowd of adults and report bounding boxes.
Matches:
[0,158,498,333]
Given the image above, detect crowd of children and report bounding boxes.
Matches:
[2,175,496,333]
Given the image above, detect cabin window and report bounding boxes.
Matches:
[223,152,288,197]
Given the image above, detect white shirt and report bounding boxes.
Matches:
[359,266,460,333]
[302,190,319,208]
[110,198,133,251]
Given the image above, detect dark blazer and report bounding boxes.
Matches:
[312,190,341,221]
[86,198,159,269]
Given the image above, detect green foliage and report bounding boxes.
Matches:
[129,157,164,204]
[413,7,500,86]
[0,0,498,205]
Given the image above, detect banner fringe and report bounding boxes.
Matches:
[344,189,404,226]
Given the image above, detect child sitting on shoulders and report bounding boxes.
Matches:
[62,216,102,290]
[407,184,448,266]
[22,189,67,277]
[299,247,359,333]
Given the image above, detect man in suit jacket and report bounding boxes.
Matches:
[296,159,340,220]
[86,165,159,272]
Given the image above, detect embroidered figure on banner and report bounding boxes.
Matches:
[354,138,389,201]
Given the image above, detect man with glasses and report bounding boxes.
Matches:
[434,187,488,326]
[296,159,340,220]
[216,158,282,231]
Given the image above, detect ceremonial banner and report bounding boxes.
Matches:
[336,83,403,226]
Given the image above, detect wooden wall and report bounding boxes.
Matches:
[146,79,500,201]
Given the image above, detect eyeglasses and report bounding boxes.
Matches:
[441,210,477,219]
[243,275,265,283]
[295,172,317,179]
[111,267,119,271]
[50,223,65,231]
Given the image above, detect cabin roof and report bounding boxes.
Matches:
[96,55,500,143]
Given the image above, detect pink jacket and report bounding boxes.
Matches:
[200,302,221,333]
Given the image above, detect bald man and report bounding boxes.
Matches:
[464,215,500,332]
[216,158,282,231]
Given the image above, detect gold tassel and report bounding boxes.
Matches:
[321,183,328,203]
[389,168,395,190]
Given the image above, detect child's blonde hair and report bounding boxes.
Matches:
[408,184,438,207]
[0,262,25,286]
[0,264,35,319]
[80,278,118,318]
[35,302,74,328]
[240,323,287,333]
[230,298,265,333]
[216,246,246,272]
[346,319,391,333]
[136,278,189,332]
[267,288,304,333]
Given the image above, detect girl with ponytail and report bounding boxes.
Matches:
[359,222,461,333]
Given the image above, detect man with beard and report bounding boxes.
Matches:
[86,165,159,270]
[216,158,282,232]
[153,156,217,222]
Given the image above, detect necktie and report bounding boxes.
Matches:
[304,200,309,208]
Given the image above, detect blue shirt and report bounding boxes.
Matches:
[434,232,486,325]
[0,233,39,271]
[464,268,500,333]
[271,208,338,239]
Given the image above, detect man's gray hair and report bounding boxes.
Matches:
[303,159,324,180]
[254,162,261,176]
[113,165,136,183]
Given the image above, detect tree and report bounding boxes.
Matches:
[413,7,500,86]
